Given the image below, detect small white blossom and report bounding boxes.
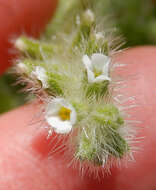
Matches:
[31,66,49,88]
[45,98,77,134]
[82,53,111,83]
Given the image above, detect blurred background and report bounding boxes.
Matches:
[0,0,156,114]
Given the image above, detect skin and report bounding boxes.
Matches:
[0,0,57,75]
[0,0,156,189]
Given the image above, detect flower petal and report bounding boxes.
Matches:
[32,66,49,88]
[91,53,110,71]
[57,99,77,124]
[46,98,62,116]
[82,55,95,83]
[70,107,77,125]
[82,55,92,70]
[86,68,95,83]
[102,60,111,76]
[94,75,111,83]
[46,116,72,134]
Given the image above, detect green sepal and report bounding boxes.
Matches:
[47,72,64,96]
[72,24,91,49]
[72,102,87,122]
[102,127,129,158]
[93,104,128,158]
[94,104,124,129]
[83,72,110,99]
[85,35,109,56]
[86,80,109,99]
[16,36,53,59]
[75,130,103,166]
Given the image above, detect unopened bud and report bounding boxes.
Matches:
[82,9,95,26]
[15,38,27,51]
[17,62,28,73]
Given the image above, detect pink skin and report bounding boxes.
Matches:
[0,0,156,189]
[1,46,156,190]
[0,0,57,74]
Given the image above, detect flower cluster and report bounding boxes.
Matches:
[44,52,111,135]
[13,0,136,173]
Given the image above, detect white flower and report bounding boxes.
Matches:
[45,98,77,134]
[82,53,111,83]
[31,66,49,88]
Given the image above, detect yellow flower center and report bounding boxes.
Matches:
[93,68,102,77]
[58,106,71,121]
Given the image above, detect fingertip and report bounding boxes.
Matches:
[1,46,156,189]
[0,102,107,190]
